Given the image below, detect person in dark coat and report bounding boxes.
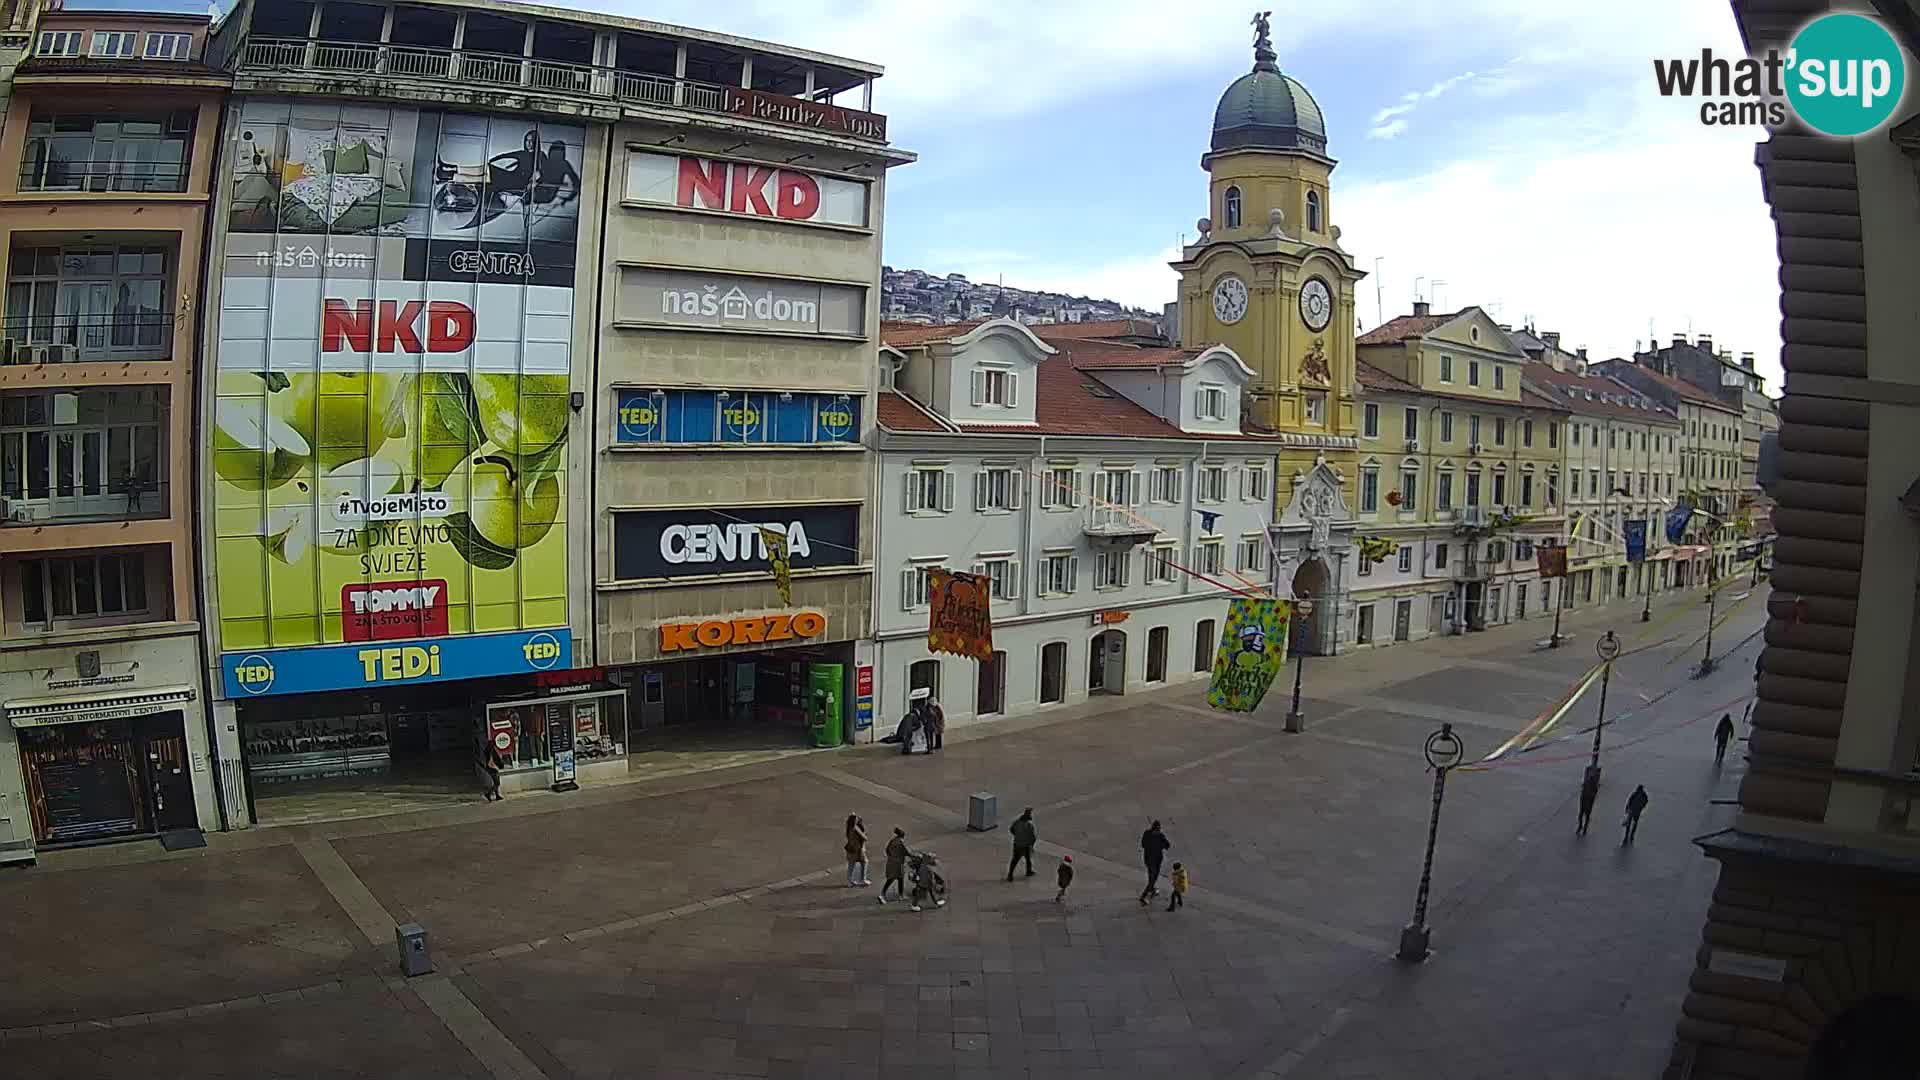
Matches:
[1623,785,1650,845]
[1054,855,1074,903]
[476,735,505,801]
[923,698,946,752]
[1007,808,1037,880]
[879,828,910,904]
[1714,713,1737,765]
[1139,820,1171,904]
[893,703,921,755]
[1576,770,1599,836]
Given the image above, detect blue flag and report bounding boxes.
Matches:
[1196,509,1220,533]
[1664,504,1693,544]
[1623,519,1647,563]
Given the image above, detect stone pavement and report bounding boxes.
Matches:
[0,588,1763,1079]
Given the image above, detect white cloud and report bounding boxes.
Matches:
[1367,118,1410,140]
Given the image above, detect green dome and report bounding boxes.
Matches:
[1212,68,1327,155]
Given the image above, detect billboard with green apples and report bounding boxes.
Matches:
[211,100,582,691]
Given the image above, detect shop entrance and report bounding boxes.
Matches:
[1089,630,1126,694]
[621,643,853,767]
[16,711,195,846]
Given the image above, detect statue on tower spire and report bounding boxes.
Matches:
[1251,11,1278,73]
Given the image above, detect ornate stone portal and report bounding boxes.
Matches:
[1270,457,1355,655]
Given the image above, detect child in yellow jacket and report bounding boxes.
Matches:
[1166,863,1188,911]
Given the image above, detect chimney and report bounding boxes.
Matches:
[1672,333,1687,347]
[1697,334,1713,354]
[1412,300,1431,317]
[1576,346,1588,361]
[1740,350,1755,370]
[1542,331,1561,350]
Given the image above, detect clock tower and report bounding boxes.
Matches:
[1171,13,1365,446]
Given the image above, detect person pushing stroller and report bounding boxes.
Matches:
[907,848,948,912]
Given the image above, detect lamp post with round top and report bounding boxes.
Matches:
[1397,722,1465,964]
[1588,630,1620,787]
[1284,598,1315,733]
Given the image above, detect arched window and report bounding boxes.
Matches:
[1224,186,1242,229]
[1306,190,1322,232]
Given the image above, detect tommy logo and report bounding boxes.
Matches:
[322,299,476,353]
[341,580,450,642]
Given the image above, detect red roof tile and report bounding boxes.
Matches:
[879,320,990,346]
[875,391,950,433]
[1589,359,1737,410]
[1029,318,1165,342]
[1355,360,1569,414]
[1356,311,1460,345]
[1520,365,1676,423]
[1053,340,1200,370]
[1355,360,1418,393]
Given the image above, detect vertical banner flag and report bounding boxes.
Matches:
[926,569,993,661]
[1665,503,1695,543]
[1206,598,1292,713]
[1536,544,1568,578]
[1623,519,1647,563]
[759,526,792,607]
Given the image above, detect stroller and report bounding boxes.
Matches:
[907,850,947,912]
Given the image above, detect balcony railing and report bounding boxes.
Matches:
[1083,505,1159,545]
[238,37,888,143]
[17,160,188,194]
[0,480,169,526]
[2,314,175,363]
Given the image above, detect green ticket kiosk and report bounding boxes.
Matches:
[808,663,844,747]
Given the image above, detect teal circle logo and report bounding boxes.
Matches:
[1786,13,1905,136]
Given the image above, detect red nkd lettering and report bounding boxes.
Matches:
[728,165,776,216]
[321,300,474,354]
[676,157,728,211]
[776,171,820,220]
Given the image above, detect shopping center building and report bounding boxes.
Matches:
[0,5,227,861]
[193,0,901,823]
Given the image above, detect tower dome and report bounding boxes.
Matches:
[1211,14,1327,155]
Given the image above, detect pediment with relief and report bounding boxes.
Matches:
[1280,457,1355,527]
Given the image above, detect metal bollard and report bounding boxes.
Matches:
[967,792,998,832]
[396,922,433,977]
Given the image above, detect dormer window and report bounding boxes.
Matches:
[90,31,138,58]
[1196,384,1227,421]
[36,30,82,56]
[1224,186,1242,229]
[1306,190,1322,233]
[972,367,1017,408]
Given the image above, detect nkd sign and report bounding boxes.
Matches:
[322,299,475,353]
[625,152,870,229]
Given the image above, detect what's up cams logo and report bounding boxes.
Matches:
[1654,12,1907,136]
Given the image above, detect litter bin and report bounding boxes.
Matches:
[396,922,433,977]
[968,792,998,832]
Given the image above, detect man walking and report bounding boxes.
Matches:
[1139,820,1171,905]
[1623,784,1650,845]
[1576,770,1599,836]
[924,696,946,753]
[1007,808,1037,881]
[1714,713,1737,765]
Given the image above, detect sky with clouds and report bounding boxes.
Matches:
[587,1,1781,387]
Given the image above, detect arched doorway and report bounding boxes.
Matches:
[1088,629,1127,694]
[1290,557,1330,656]
[1807,995,1920,1079]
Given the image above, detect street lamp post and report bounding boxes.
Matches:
[1398,722,1465,964]
[1549,573,1567,648]
[1285,598,1315,733]
[1696,580,1719,678]
[1588,631,1620,786]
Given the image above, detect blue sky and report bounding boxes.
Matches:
[593,0,1782,387]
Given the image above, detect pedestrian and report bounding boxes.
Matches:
[1623,784,1650,845]
[879,827,909,904]
[1576,770,1599,836]
[924,696,946,753]
[476,734,505,802]
[1166,862,1189,912]
[844,814,870,887]
[1007,807,1037,881]
[1054,855,1074,903]
[1714,713,1737,765]
[1139,820,1171,905]
[894,697,923,756]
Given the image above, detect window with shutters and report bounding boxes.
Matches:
[904,467,952,514]
[977,556,1020,601]
[1194,539,1225,576]
[974,465,1022,512]
[1093,467,1140,509]
[1197,464,1228,503]
[1196,384,1227,420]
[1399,468,1418,510]
[1440,412,1454,442]
[1039,466,1079,510]
[1145,543,1178,585]
[900,561,941,611]
[1038,551,1077,596]
[1363,403,1379,438]
[1359,468,1379,512]
[971,367,1017,408]
[1095,549,1131,589]
[1243,462,1269,502]
[1397,545,1413,572]
[1149,465,1181,504]
[1237,535,1266,574]
[1437,469,1454,510]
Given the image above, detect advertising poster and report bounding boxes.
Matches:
[926,569,993,661]
[213,100,582,690]
[1207,598,1291,713]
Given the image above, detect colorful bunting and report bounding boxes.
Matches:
[926,568,993,661]
[1206,598,1292,713]
[760,526,792,606]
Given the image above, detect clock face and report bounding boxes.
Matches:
[1300,277,1333,331]
[1212,275,1249,325]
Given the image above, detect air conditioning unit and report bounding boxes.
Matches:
[23,344,53,365]
[7,501,33,524]
[1404,438,1420,452]
[49,343,77,364]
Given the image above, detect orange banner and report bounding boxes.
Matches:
[927,569,993,661]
